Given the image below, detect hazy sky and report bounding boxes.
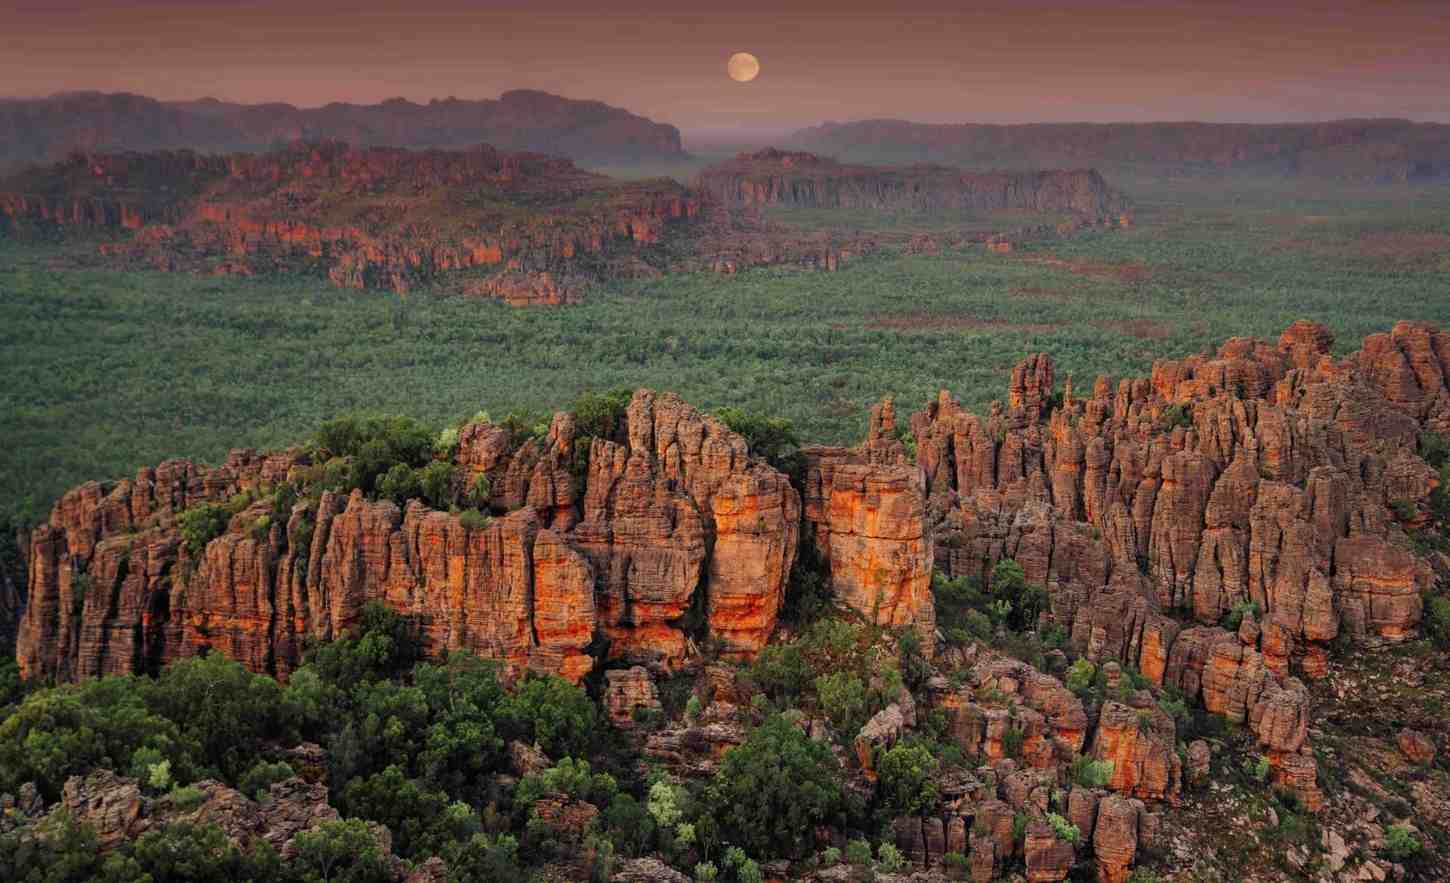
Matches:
[3,0,1448,132]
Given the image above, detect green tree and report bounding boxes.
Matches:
[875,741,939,818]
[704,714,847,859]
[291,818,393,883]
[814,672,870,736]
[130,821,285,883]
[140,652,293,783]
[443,833,523,883]
[498,673,597,758]
[0,676,191,800]
[715,407,801,473]
[339,765,478,860]
[0,809,148,883]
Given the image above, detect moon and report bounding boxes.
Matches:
[727,52,760,83]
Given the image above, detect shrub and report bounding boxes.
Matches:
[844,839,873,867]
[1046,812,1081,845]
[459,508,492,531]
[467,473,492,509]
[498,673,598,758]
[989,559,1049,631]
[1425,596,1450,649]
[815,671,871,736]
[1246,755,1271,782]
[743,642,812,705]
[1383,824,1422,861]
[694,861,720,882]
[1070,756,1114,789]
[877,842,906,872]
[646,780,686,829]
[1223,600,1260,631]
[1160,403,1192,430]
[572,388,634,439]
[1065,658,1096,693]
[1002,725,1026,760]
[378,462,421,505]
[177,500,235,556]
[515,757,617,813]
[1390,499,1418,521]
[822,847,842,866]
[169,784,206,809]
[238,759,294,800]
[445,833,523,883]
[933,570,993,644]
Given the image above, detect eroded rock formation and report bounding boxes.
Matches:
[802,401,935,636]
[16,390,798,683]
[909,320,1450,811]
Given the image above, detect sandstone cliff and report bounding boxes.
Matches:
[789,119,1450,184]
[15,391,798,684]
[696,148,1130,224]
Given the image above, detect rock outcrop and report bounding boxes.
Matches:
[915,323,1444,678]
[16,390,798,683]
[56,769,366,860]
[802,401,935,636]
[907,321,1449,814]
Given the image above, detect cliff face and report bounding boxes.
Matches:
[0,142,701,294]
[788,119,1450,183]
[15,391,798,684]
[0,89,684,173]
[696,148,1130,222]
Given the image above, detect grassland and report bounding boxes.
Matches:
[2,175,1449,529]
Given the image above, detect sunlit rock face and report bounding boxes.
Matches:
[17,390,798,684]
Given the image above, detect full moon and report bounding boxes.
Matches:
[727,52,760,83]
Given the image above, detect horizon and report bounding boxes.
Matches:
[4,0,1449,128]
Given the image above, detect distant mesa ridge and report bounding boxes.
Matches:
[787,118,1450,183]
[0,89,685,171]
[695,147,1130,220]
[0,141,1131,295]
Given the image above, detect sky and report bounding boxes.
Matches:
[3,0,1448,133]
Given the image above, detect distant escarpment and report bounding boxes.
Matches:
[0,142,701,293]
[17,321,1449,732]
[0,141,1135,297]
[0,89,684,172]
[697,148,1131,224]
[788,118,1450,183]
